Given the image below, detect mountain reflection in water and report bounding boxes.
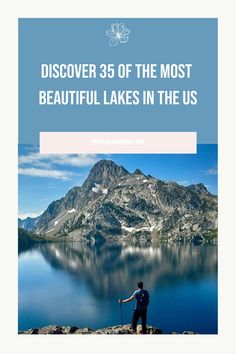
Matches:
[18,241,217,333]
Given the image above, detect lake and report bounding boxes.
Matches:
[18,241,217,334]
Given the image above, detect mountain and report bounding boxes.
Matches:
[34,159,217,243]
[18,215,41,231]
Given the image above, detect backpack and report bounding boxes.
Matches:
[138,290,150,308]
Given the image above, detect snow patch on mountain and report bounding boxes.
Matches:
[92,183,108,195]
[67,209,76,214]
[46,228,54,234]
[122,225,156,233]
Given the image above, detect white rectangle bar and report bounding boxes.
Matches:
[40,132,197,154]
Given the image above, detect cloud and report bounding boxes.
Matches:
[18,151,98,180]
[19,153,98,168]
[206,166,217,175]
[18,167,75,180]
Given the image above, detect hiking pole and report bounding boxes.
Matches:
[120,301,124,326]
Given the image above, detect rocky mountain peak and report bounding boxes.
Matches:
[133,168,145,176]
[18,215,41,231]
[188,183,209,194]
[82,160,129,189]
[91,159,128,175]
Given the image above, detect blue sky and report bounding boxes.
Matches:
[18,144,217,219]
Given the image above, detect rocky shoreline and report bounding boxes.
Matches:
[19,324,197,335]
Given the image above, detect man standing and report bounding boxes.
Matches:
[119,281,150,334]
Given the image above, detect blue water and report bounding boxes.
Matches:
[18,242,217,333]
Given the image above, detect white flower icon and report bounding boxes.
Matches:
[106,23,130,46]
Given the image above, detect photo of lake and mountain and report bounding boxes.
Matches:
[18,145,217,334]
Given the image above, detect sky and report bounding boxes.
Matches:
[18,144,217,219]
